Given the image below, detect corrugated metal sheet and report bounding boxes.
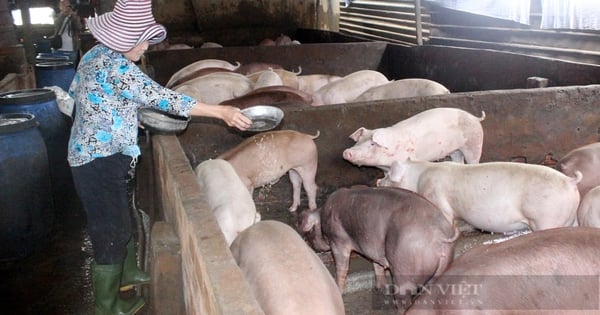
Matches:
[339,0,600,64]
[339,0,430,46]
[426,2,600,65]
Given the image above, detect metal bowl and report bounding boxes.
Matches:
[138,108,190,134]
[241,105,284,132]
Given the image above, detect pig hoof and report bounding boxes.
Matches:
[288,206,298,212]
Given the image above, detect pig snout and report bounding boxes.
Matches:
[342,149,354,161]
[343,148,363,165]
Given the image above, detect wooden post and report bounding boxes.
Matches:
[415,0,423,45]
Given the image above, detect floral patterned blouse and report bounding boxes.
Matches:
[67,44,195,167]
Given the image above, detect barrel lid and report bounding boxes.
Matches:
[36,53,71,61]
[0,113,39,133]
[35,61,74,70]
[36,56,70,62]
[0,88,56,105]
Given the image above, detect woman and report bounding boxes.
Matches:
[67,1,251,314]
[53,0,83,56]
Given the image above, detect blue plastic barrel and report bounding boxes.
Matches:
[35,61,76,91]
[35,38,52,53]
[0,89,73,212]
[0,113,54,261]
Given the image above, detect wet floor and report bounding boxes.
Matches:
[0,194,94,315]
[0,193,150,315]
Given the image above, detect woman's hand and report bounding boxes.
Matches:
[189,102,252,131]
[220,105,252,130]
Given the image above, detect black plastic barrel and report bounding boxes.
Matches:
[35,61,76,91]
[0,113,54,261]
[0,89,73,213]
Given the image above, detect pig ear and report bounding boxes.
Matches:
[349,127,367,142]
[372,129,392,150]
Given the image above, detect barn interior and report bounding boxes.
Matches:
[1,0,600,314]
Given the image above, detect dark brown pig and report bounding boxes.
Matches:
[217,130,320,212]
[219,85,313,109]
[298,186,459,313]
[230,220,345,315]
[406,227,600,315]
[558,142,600,197]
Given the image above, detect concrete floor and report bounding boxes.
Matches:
[0,192,150,315]
[0,194,93,315]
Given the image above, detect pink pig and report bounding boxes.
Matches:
[217,130,320,212]
[558,142,600,197]
[578,185,600,228]
[230,221,345,315]
[343,107,486,169]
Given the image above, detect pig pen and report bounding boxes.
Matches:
[140,42,600,314]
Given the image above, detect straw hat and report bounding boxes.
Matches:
[86,0,166,52]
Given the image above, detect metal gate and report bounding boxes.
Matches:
[338,0,429,46]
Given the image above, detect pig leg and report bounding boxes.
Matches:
[388,241,437,311]
[288,167,319,212]
[304,182,318,210]
[300,174,318,210]
[448,150,465,163]
[296,165,319,210]
[373,263,388,290]
[459,139,483,164]
[288,170,303,212]
[390,271,427,313]
[330,243,353,293]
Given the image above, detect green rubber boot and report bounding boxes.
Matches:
[120,239,150,292]
[92,263,145,315]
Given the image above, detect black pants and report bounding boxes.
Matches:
[71,153,133,264]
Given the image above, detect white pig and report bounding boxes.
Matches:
[297,74,343,95]
[194,159,261,246]
[246,68,301,89]
[312,70,389,106]
[252,69,283,89]
[578,185,600,228]
[166,58,241,88]
[557,142,600,197]
[353,78,450,102]
[377,159,582,233]
[230,220,345,315]
[174,72,253,104]
[343,107,486,169]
